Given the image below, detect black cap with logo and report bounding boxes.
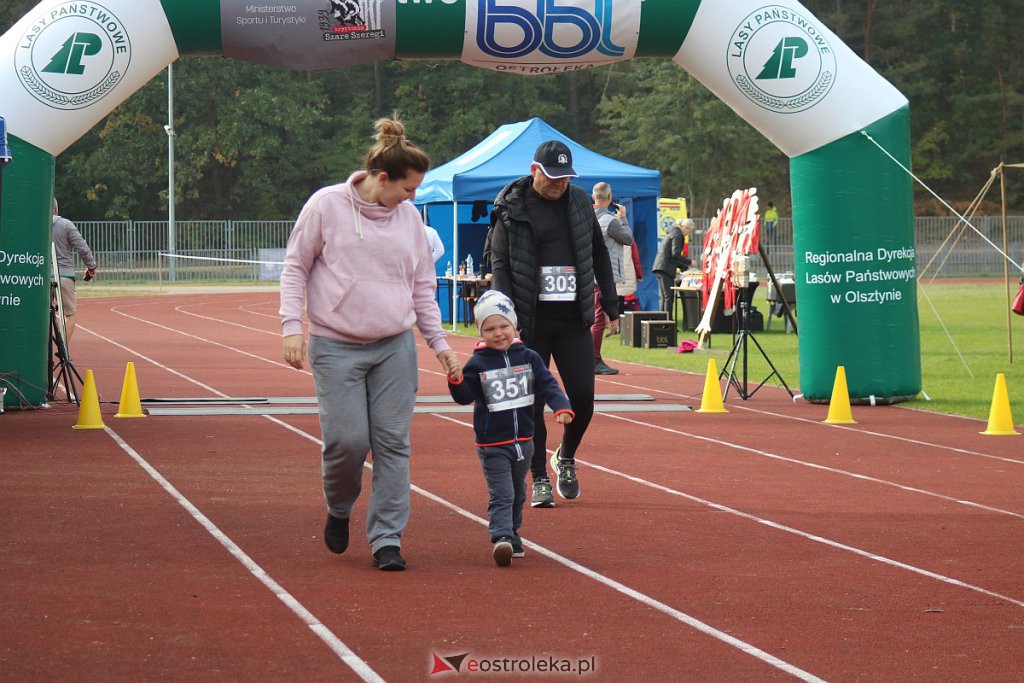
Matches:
[533,140,578,179]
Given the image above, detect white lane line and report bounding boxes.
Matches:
[110,305,306,373]
[103,302,1024,518]
[109,305,451,380]
[583,457,1024,608]
[435,411,1024,609]
[592,373,1024,465]
[79,324,825,682]
[238,301,280,319]
[112,295,1018,463]
[422,417,824,683]
[175,304,279,336]
[90,309,1024,585]
[596,412,1024,521]
[79,325,321,438]
[98,302,1024,520]
[100,426,384,683]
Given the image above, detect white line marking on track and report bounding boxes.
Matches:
[422,417,825,682]
[94,304,1024,517]
[84,307,1024,618]
[109,305,453,380]
[435,413,1024,609]
[79,324,825,681]
[108,297,1014,463]
[592,373,1024,465]
[239,304,281,319]
[111,304,308,373]
[175,304,280,336]
[597,412,1024,521]
[100,426,384,683]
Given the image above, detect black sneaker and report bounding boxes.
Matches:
[324,514,349,554]
[530,477,555,508]
[511,541,525,558]
[372,545,406,571]
[550,445,580,500]
[594,360,620,375]
[492,537,514,567]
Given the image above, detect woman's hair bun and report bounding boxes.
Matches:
[375,118,405,145]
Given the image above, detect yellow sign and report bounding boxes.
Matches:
[657,197,688,237]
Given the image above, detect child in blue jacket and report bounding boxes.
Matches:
[448,290,574,566]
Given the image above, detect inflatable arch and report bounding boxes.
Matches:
[0,0,919,408]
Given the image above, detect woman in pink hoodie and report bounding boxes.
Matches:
[279,118,461,571]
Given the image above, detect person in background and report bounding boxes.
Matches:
[763,201,779,247]
[51,198,97,345]
[590,182,633,375]
[423,224,445,264]
[447,291,573,566]
[653,218,693,315]
[616,241,643,315]
[280,117,461,572]
[488,140,619,508]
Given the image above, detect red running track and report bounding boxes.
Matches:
[2,292,1023,681]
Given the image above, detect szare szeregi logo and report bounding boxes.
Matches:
[727,6,836,114]
[15,2,131,111]
[319,0,385,42]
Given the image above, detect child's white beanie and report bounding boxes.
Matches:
[474,290,518,332]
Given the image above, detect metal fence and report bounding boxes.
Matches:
[71,216,1024,282]
[73,220,293,281]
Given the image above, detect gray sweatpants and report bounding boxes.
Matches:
[309,331,418,553]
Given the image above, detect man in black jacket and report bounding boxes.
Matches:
[653,218,693,314]
[487,140,619,508]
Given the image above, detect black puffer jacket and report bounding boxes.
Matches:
[488,177,618,339]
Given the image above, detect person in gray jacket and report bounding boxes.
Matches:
[590,182,633,375]
[653,218,693,315]
[51,198,97,345]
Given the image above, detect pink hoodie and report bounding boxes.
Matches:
[279,171,450,355]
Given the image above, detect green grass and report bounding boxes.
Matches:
[454,281,1024,422]
[77,280,280,298]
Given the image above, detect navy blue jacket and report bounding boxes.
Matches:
[448,340,573,447]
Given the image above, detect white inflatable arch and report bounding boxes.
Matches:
[0,0,919,407]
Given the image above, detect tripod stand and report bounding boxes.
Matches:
[47,280,82,404]
[721,286,793,400]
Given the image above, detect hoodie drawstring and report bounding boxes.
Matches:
[350,198,364,240]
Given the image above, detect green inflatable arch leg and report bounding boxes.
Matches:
[0,137,55,408]
[792,107,920,402]
[0,0,919,408]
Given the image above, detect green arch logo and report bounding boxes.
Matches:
[727,6,836,114]
[15,2,132,111]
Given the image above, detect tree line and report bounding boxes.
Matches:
[2,0,1020,221]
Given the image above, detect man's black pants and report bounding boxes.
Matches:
[523,316,595,481]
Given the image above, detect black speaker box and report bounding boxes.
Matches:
[621,311,670,347]
[641,320,677,349]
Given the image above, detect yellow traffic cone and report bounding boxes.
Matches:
[72,370,106,430]
[980,373,1019,435]
[823,366,857,424]
[114,361,146,418]
[696,358,728,413]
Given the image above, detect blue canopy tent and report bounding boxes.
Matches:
[415,118,661,325]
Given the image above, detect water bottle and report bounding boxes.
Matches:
[445,261,452,277]
[466,254,474,275]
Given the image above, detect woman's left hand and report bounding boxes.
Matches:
[438,349,461,382]
[283,334,305,369]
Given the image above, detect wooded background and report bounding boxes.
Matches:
[2,0,1021,221]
